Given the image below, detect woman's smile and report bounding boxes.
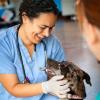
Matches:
[33,33,45,43]
[37,34,44,40]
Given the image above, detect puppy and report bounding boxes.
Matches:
[45,59,92,100]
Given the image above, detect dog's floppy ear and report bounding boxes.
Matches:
[83,71,92,86]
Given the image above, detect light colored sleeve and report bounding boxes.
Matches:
[0,42,16,74]
[50,36,66,61]
[44,35,66,62]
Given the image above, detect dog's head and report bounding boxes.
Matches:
[45,59,92,99]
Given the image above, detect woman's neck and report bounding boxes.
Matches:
[18,25,35,57]
[18,25,32,46]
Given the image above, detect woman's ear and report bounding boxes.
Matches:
[22,12,29,24]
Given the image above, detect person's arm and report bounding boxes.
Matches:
[0,74,43,97]
[0,74,70,98]
[0,41,43,97]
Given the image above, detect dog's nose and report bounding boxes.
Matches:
[45,68,53,73]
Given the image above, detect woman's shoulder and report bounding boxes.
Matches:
[0,25,17,41]
[42,34,62,52]
[0,26,18,56]
[44,34,61,45]
[42,34,65,61]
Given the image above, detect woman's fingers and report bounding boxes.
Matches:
[67,94,82,99]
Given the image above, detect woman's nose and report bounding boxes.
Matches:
[43,28,50,37]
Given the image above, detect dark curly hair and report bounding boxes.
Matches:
[19,0,60,24]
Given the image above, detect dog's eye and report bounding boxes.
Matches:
[76,75,81,81]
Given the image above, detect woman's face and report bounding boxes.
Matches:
[76,0,100,60]
[22,12,57,44]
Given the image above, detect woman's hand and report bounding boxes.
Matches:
[42,75,70,98]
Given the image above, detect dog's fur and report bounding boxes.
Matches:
[45,59,92,100]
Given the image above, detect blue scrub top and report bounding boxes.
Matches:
[0,25,66,100]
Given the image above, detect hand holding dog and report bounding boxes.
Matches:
[42,75,71,99]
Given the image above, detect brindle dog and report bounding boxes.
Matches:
[44,59,92,100]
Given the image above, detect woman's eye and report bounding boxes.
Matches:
[40,27,46,29]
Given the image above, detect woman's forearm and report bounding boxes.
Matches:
[0,74,44,97]
[11,83,43,97]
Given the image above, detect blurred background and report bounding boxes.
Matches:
[0,0,100,100]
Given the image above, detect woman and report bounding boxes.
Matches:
[76,0,100,61]
[0,0,81,100]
